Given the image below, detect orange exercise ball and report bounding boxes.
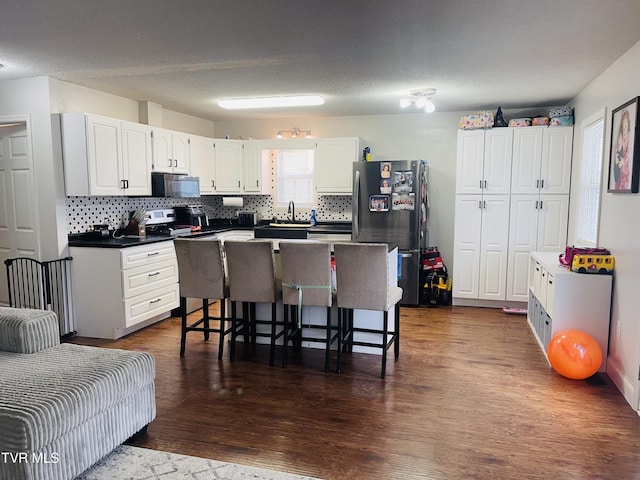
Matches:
[547,329,602,380]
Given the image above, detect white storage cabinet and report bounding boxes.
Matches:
[527,251,612,372]
[61,113,152,196]
[189,134,215,194]
[315,138,360,194]
[452,128,513,303]
[213,139,243,193]
[151,128,190,174]
[70,241,179,339]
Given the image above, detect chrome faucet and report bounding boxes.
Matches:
[287,200,295,222]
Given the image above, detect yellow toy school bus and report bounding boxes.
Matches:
[571,254,615,273]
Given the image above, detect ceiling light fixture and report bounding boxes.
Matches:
[276,127,312,139]
[400,88,437,113]
[218,94,324,110]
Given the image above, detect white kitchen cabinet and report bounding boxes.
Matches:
[506,195,569,302]
[213,139,243,193]
[315,137,359,194]
[189,134,215,194]
[69,241,179,339]
[452,194,510,300]
[455,129,513,195]
[527,251,612,373]
[60,113,152,196]
[242,140,269,194]
[511,126,573,194]
[151,128,190,174]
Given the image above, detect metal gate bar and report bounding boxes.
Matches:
[4,256,75,338]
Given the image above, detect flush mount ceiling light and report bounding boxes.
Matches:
[218,94,324,110]
[400,88,437,113]
[276,127,312,139]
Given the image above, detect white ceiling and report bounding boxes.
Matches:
[2,0,640,121]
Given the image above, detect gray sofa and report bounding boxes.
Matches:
[0,307,156,480]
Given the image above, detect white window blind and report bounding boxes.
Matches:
[576,113,604,246]
[273,149,315,208]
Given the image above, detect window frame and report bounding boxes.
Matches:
[267,146,317,217]
[575,108,606,247]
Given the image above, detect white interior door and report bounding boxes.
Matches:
[0,123,39,304]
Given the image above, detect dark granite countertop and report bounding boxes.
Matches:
[68,222,351,249]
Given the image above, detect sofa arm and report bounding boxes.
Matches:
[0,307,60,353]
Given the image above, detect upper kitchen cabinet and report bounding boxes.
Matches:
[511,126,573,194]
[60,113,152,196]
[315,137,360,194]
[213,139,243,193]
[151,128,190,174]
[242,140,269,194]
[455,129,513,195]
[189,134,215,194]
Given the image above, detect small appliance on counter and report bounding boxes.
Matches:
[175,205,209,227]
[143,208,191,236]
[151,172,200,198]
[238,211,262,227]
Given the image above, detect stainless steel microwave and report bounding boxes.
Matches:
[151,173,200,198]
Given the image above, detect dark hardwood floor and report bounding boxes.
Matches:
[69,305,640,479]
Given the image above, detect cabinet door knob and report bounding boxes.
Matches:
[174,159,178,167]
[211,180,215,188]
[540,179,545,188]
[484,180,487,189]
[168,159,172,167]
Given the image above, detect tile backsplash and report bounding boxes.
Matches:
[66,195,352,233]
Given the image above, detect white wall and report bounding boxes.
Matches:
[570,39,640,410]
[215,112,461,267]
[0,76,67,259]
[49,78,215,137]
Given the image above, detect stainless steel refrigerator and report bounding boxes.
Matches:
[352,160,429,306]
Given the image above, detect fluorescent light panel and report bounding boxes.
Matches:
[218,95,324,110]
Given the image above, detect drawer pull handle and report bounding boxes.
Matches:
[149,298,162,304]
[148,272,160,277]
[147,252,159,256]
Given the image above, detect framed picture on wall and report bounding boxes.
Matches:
[608,97,640,193]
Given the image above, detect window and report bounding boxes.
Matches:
[271,149,315,209]
[576,110,605,246]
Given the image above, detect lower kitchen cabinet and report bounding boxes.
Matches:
[70,241,179,339]
[527,251,612,372]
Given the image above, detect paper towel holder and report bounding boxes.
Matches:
[222,196,244,207]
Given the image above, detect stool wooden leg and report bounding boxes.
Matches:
[230,301,237,362]
[282,304,289,368]
[381,310,389,379]
[203,299,210,341]
[394,303,400,360]
[269,302,277,366]
[336,308,343,373]
[218,299,226,361]
[180,296,188,357]
[324,307,331,373]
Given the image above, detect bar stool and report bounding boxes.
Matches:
[279,241,338,372]
[334,242,403,379]
[174,238,231,359]
[224,240,284,366]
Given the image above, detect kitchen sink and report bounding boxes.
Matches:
[254,225,308,239]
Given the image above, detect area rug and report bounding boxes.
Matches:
[76,445,321,480]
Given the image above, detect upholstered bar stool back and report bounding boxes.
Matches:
[224,240,283,366]
[279,241,338,371]
[334,242,403,378]
[174,238,230,359]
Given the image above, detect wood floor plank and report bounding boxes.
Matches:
[68,305,640,480]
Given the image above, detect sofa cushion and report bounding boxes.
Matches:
[0,343,155,452]
[0,307,60,353]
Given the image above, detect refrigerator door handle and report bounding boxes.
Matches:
[353,169,360,239]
